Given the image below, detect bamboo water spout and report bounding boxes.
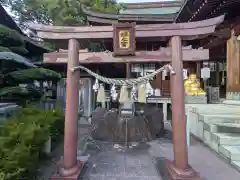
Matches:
[184,74,206,96]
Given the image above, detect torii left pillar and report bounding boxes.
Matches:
[51,38,83,179]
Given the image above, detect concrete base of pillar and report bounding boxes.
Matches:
[223,100,240,106]
[50,160,84,180]
[165,160,200,180]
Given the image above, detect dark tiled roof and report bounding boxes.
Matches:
[82,1,183,25]
[175,0,240,23]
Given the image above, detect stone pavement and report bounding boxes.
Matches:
[80,142,162,180]
[149,137,240,180]
[80,130,240,180]
[37,125,240,180]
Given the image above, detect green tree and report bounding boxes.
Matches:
[0,25,61,104]
[1,0,123,27]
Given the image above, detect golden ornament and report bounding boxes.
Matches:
[184,73,206,96]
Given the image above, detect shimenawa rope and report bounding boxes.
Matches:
[71,64,175,86]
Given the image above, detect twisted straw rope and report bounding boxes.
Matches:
[71,64,174,86]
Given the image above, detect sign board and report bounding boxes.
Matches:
[113,23,136,56]
[201,67,210,80]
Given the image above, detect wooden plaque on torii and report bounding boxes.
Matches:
[113,22,136,56]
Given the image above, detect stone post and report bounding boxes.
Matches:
[224,32,240,105]
[165,36,200,180]
[51,39,82,179]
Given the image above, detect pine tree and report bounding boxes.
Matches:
[0,25,61,104]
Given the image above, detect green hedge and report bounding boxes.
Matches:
[0,46,28,55]
[0,52,37,68]
[0,46,11,52]
[5,68,62,83]
[0,106,64,180]
[0,87,43,98]
[0,25,24,47]
[9,46,29,55]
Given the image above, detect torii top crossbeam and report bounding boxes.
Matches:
[30,15,224,40]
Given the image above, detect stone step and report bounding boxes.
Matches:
[203,131,240,153]
[232,161,240,171]
[211,133,240,146]
[200,115,240,124]
[202,111,240,115]
[204,122,240,133]
[219,145,240,161]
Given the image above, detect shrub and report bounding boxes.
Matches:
[0,46,11,52]
[0,46,28,55]
[9,46,29,55]
[0,106,64,179]
[0,25,24,47]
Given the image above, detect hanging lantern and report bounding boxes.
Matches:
[131,84,137,101]
[110,84,118,101]
[97,84,105,103]
[92,79,99,92]
[138,84,146,103]
[145,81,154,97]
[119,84,129,103]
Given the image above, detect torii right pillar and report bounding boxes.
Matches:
[166,36,200,180]
[223,32,240,105]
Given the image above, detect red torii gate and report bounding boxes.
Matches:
[31,15,224,180]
